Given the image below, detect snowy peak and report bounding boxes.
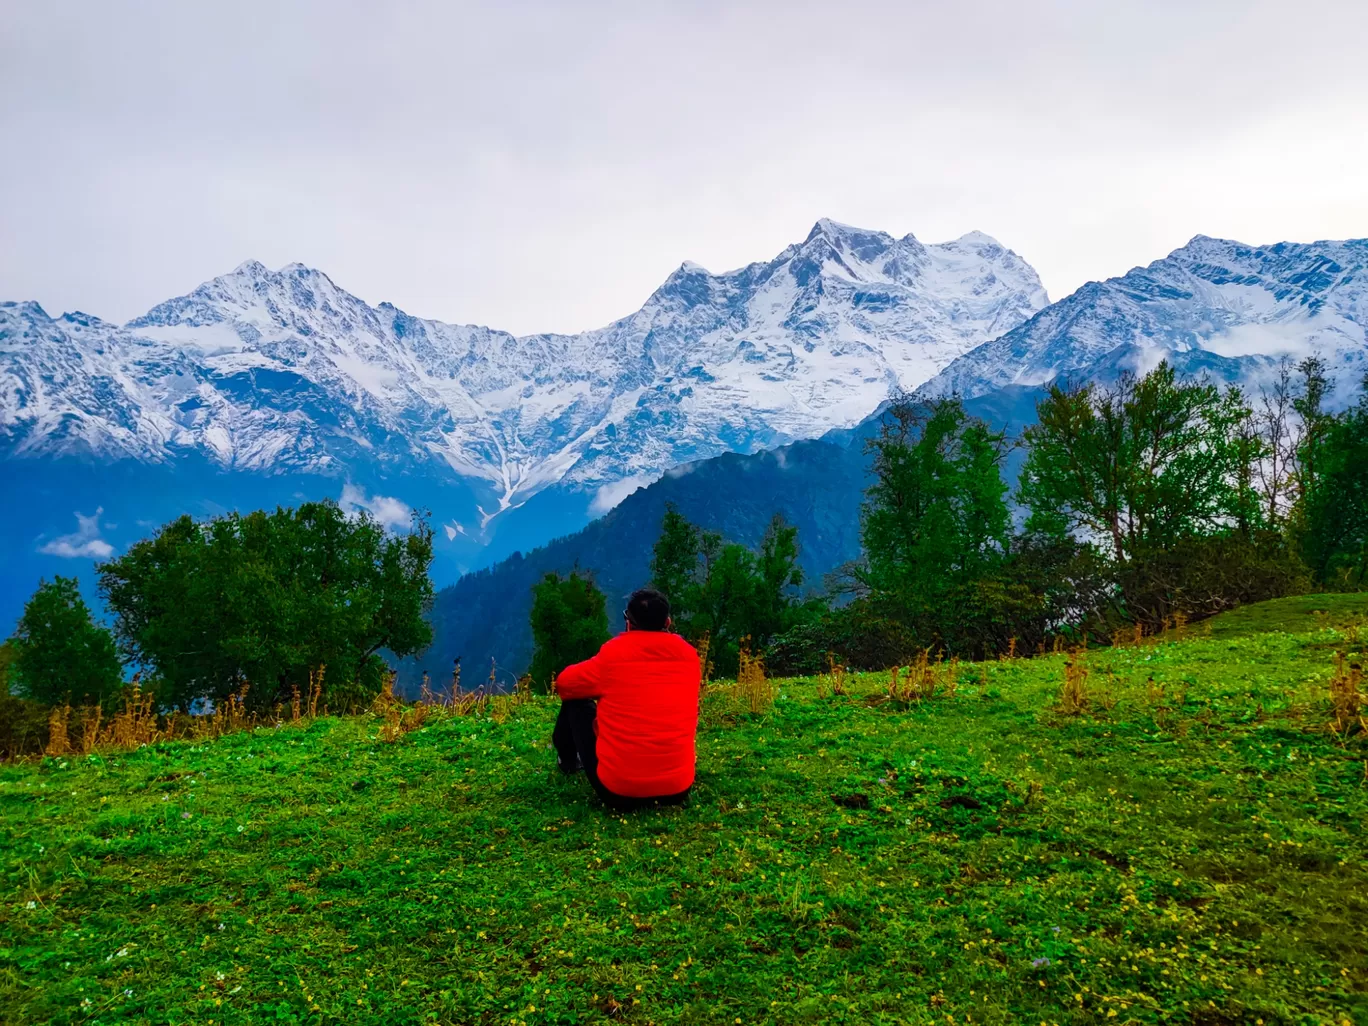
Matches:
[1,221,1050,524]
[922,235,1368,401]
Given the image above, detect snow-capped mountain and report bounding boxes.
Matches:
[922,236,1368,401]
[1,219,1047,526]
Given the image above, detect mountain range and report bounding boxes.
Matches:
[0,219,1048,633]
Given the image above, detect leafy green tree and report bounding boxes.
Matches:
[98,501,434,711]
[1301,376,1368,587]
[8,577,123,707]
[649,503,700,611]
[1292,355,1335,506]
[859,395,1012,625]
[752,516,806,642]
[646,507,808,676]
[1019,362,1255,561]
[528,570,610,693]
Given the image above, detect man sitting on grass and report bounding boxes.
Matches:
[552,588,700,811]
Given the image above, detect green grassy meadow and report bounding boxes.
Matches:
[2,597,1367,1025]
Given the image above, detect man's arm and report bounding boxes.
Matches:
[554,646,610,701]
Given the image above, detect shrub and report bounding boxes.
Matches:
[7,577,123,708]
[767,601,921,675]
[0,692,52,759]
[1118,531,1310,632]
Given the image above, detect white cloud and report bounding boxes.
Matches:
[39,507,115,559]
[442,520,467,541]
[339,482,412,531]
[588,472,660,515]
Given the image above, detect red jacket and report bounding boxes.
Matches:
[555,630,701,798]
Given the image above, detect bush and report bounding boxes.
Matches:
[0,692,52,759]
[1118,531,1310,631]
[767,601,921,675]
[8,577,123,708]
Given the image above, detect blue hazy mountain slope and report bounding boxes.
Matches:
[412,387,1042,688]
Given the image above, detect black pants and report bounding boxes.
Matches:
[552,699,691,813]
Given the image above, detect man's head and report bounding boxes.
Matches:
[624,588,671,632]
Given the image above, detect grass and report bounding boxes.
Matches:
[1,599,1366,1025]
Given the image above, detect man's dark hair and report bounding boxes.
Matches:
[624,588,670,631]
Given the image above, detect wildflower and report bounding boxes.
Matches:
[181,812,192,820]
[1032,957,1051,968]
[25,901,36,910]
[1052,926,1061,935]
[237,825,245,833]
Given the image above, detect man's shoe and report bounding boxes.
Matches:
[557,755,583,774]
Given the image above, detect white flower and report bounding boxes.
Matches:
[25,901,36,910]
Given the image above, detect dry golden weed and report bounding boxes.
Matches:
[1329,651,1365,738]
[45,705,71,757]
[825,654,848,697]
[886,650,959,704]
[1057,653,1089,715]
[695,634,715,683]
[736,640,775,715]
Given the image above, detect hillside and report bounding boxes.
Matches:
[3,596,1365,1024]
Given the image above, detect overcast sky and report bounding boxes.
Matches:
[3,0,1367,336]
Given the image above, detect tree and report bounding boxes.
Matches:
[859,395,1012,623]
[1253,357,1298,525]
[1301,375,1368,587]
[8,577,123,707]
[528,570,610,693]
[646,507,809,676]
[1019,362,1254,561]
[753,516,805,643]
[98,501,434,711]
[1292,355,1335,506]
[649,503,700,611]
